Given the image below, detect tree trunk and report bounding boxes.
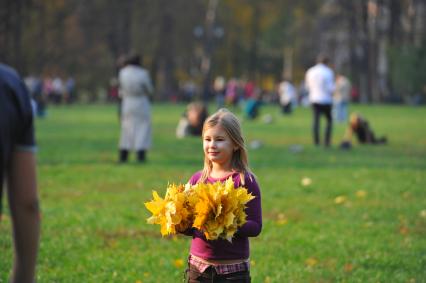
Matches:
[248,1,260,80]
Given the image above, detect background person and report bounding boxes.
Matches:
[118,53,154,163]
[244,92,263,120]
[340,113,388,148]
[333,72,351,123]
[0,63,40,283]
[213,76,226,109]
[305,54,335,147]
[278,77,297,114]
[176,102,209,138]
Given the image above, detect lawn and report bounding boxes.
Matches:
[1,103,425,283]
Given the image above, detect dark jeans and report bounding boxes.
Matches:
[312,103,332,146]
[185,265,251,283]
[281,102,292,114]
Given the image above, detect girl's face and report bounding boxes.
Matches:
[203,124,237,169]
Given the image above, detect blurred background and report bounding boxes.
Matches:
[1,0,425,104]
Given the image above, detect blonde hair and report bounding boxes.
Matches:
[199,108,251,184]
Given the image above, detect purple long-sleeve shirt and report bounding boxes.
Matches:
[185,171,262,260]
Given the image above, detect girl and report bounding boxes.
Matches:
[183,108,262,283]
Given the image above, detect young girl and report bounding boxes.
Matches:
[183,108,262,283]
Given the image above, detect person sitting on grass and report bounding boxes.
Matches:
[340,113,387,149]
[244,93,262,120]
[176,102,209,138]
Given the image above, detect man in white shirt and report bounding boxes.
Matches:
[305,55,335,147]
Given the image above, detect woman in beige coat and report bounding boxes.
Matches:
[118,54,154,163]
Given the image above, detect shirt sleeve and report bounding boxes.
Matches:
[143,71,154,94]
[15,79,36,152]
[327,70,335,94]
[236,173,262,237]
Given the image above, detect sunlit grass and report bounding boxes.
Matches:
[1,103,425,282]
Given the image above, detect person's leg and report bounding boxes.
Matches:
[284,103,291,114]
[332,101,338,121]
[137,150,146,162]
[324,104,333,147]
[335,101,345,123]
[366,126,387,144]
[312,104,321,146]
[341,102,348,122]
[119,149,128,163]
[376,136,388,144]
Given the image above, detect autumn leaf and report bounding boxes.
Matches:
[344,263,354,273]
[144,184,193,236]
[173,259,184,268]
[334,195,347,204]
[356,190,367,198]
[305,257,318,267]
[301,177,312,186]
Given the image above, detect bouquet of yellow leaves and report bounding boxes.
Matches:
[144,177,255,241]
[144,184,194,236]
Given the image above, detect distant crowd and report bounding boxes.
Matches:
[24,75,77,117]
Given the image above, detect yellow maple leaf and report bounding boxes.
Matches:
[145,184,193,236]
[190,177,254,241]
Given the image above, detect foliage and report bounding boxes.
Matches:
[145,179,254,241]
[145,184,191,236]
[0,103,425,282]
[389,44,426,100]
[2,1,425,101]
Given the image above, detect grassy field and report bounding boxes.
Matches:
[1,103,425,283]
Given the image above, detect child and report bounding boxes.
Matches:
[176,102,209,138]
[182,108,262,283]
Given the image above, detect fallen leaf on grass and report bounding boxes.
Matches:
[173,259,184,268]
[399,225,409,235]
[334,196,347,204]
[305,257,318,267]
[276,213,288,225]
[419,210,426,218]
[301,177,312,187]
[356,190,367,198]
[344,263,354,273]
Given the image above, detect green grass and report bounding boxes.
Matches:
[1,103,425,283]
